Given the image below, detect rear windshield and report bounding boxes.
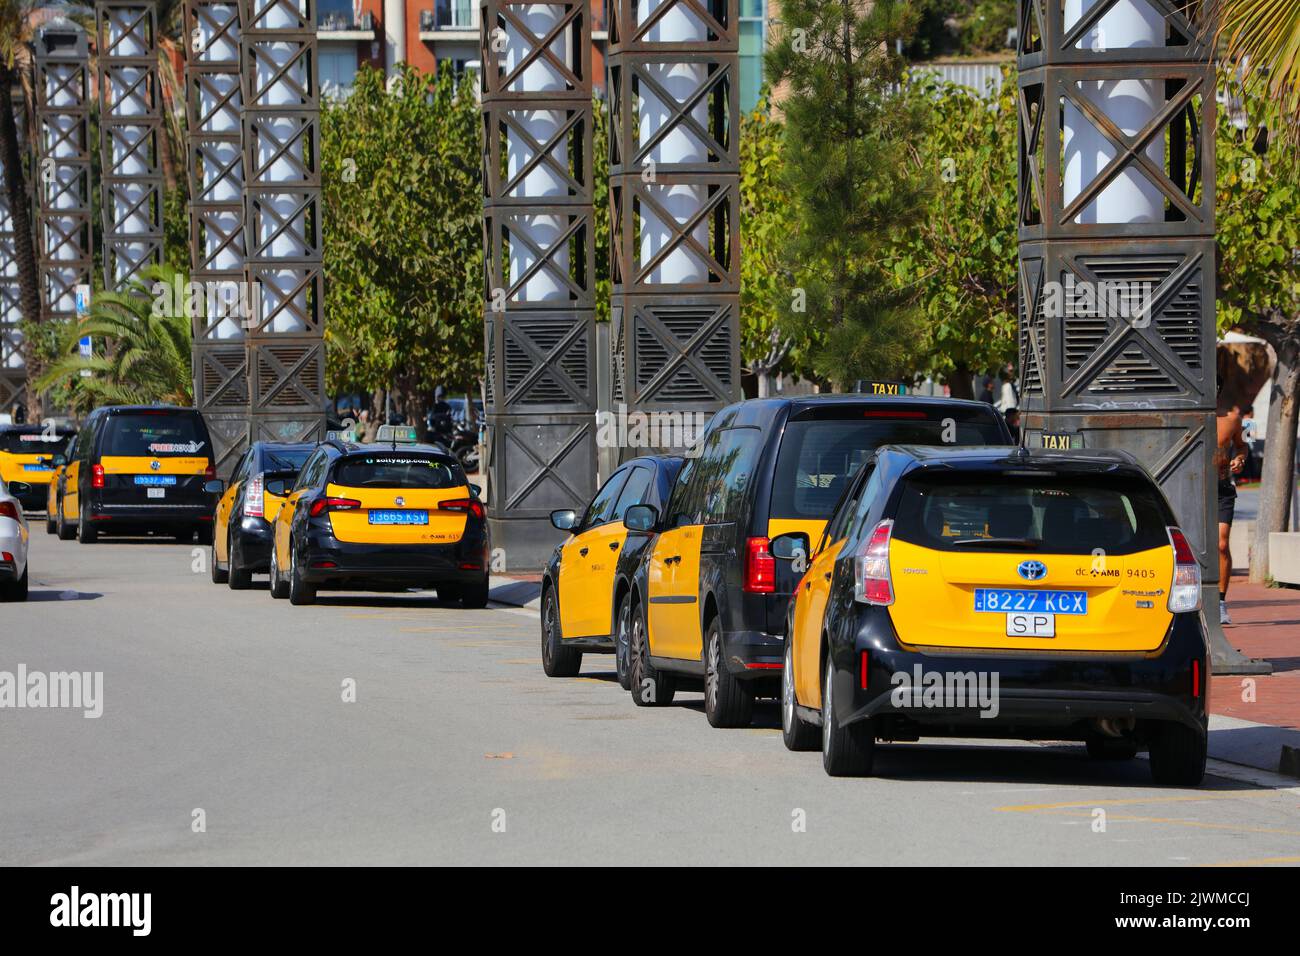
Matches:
[262,448,312,473]
[333,454,463,490]
[892,472,1172,555]
[102,414,209,457]
[770,410,1007,520]
[0,430,73,455]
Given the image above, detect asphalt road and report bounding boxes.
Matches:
[3,528,1299,866]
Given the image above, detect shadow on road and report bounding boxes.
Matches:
[310,593,459,610]
[24,589,103,602]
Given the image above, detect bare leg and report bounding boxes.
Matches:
[1218,521,1232,600]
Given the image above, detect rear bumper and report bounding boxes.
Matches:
[832,609,1208,738]
[298,522,489,588]
[88,490,215,527]
[721,628,785,680]
[232,516,275,571]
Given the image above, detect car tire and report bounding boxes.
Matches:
[0,565,28,601]
[781,638,819,752]
[1086,735,1137,761]
[629,598,675,706]
[540,586,581,677]
[822,655,874,777]
[57,504,74,541]
[704,616,753,728]
[77,503,97,544]
[460,577,489,609]
[268,546,289,600]
[288,545,316,606]
[227,534,252,590]
[210,536,229,584]
[45,512,56,535]
[614,595,634,691]
[1148,721,1206,786]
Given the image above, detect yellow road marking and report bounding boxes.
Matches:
[998,791,1278,813]
[1053,811,1300,838]
[1201,856,1300,867]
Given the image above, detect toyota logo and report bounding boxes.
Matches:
[1017,560,1047,581]
[150,460,161,471]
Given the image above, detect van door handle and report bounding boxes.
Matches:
[579,547,588,557]
[823,572,832,581]
[666,555,680,564]
[609,541,619,550]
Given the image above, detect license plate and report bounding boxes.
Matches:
[1007,612,1055,638]
[973,588,1087,615]
[23,464,50,472]
[147,487,166,499]
[134,475,177,486]
[368,509,428,526]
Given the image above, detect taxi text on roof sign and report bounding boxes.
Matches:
[376,425,418,444]
[854,380,907,396]
[1032,431,1085,450]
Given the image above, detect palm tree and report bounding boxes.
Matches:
[1204,0,1300,145]
[35,263,193,414]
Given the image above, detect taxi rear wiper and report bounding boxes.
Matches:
[951,537,1041,548]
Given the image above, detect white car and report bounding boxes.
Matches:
[0,477,31,601]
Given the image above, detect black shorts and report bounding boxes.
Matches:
[1218,478,1237,526]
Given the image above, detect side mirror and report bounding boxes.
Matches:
[264,477,292,496]
[770,531,811,562]
[6,481,32,497]
[624,503,659,533]
[550,508,578,531]
[52,455,67,468]
[203,479,225,494]
[469,483,482,498]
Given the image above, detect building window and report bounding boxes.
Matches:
[320,46,357,99]
[318,0,357,31]
[436,0,475,28]
[739,0,766,113]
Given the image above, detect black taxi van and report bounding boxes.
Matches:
[777,445,1208,785]
[620,392,1012,728]
[54,405,218,544]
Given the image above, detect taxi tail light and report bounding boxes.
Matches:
[91,464,105,489]
[204,464,215,480]
[245,473,265,518]
[309,496,361,517]
[0,503,16,521]
[1166,526,1201,613]
[743,536,775,593]
[854,519,895,605]
[439,498,485,520]
[1,551,12,563]
[860,650,870,690]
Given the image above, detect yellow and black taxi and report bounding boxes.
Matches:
[267,426,489,607]
[540,454,684,685]
[776,445,1208,785]
[53,405,218,544]
[0,422,75,515]
[619,392,1012,728]
[208,441,316,589]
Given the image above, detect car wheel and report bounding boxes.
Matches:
[822,655,874,777]
[704,616,753,728]
[268,545,289,599]
[781,638,819,751]
[0,565,27,602]
[614,596,634,691]
[1086,735,1137,761]
[227,534,252,590]
[460,577,489,609]
[629,599,675,706]
[77,502,97,543]
[45,511,56,535]
[288,544,316,606]
[57,503,74,541]
[540,586,581,677]
[1148,721,1206,786]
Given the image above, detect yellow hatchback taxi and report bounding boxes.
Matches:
[267,427,489,607]
[776,446,1208,786]
[0,423,75,516]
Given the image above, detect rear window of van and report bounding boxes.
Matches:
[102,414,209,457]
[0,430,73,455]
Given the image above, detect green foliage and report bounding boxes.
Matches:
[1205,0,1300,151]
[889,72,1019,385]
[765,0,931,387]
[320,64,482,398]
[593,93,611,324]
[34,264,194,416]
[1215,80,1300,332]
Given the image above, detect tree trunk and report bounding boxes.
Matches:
[363,387,384,442]
[1250,336,1300,584]
[946,362,974,400]
[0,69,46,423]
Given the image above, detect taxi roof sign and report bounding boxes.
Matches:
[376,424,418,444]
[853,380,907,396]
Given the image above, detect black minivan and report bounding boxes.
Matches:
[54,406,219,543]
[620,392,1013,728]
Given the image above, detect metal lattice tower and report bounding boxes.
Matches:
[0,106,26,415]
[1015,0,1256,671]
[607,0,740,440]
[481,0,597,566]
[241,0,325,444]
[185,0,250,474]
[97,2,164,290]
[33,20,93,338]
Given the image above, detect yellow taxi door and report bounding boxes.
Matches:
[273,490,304,571]
[793,540,843,708]
[213,473,243,564]
[558,469,628,638]
[63,459,80,520]
[647,524,704,661]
